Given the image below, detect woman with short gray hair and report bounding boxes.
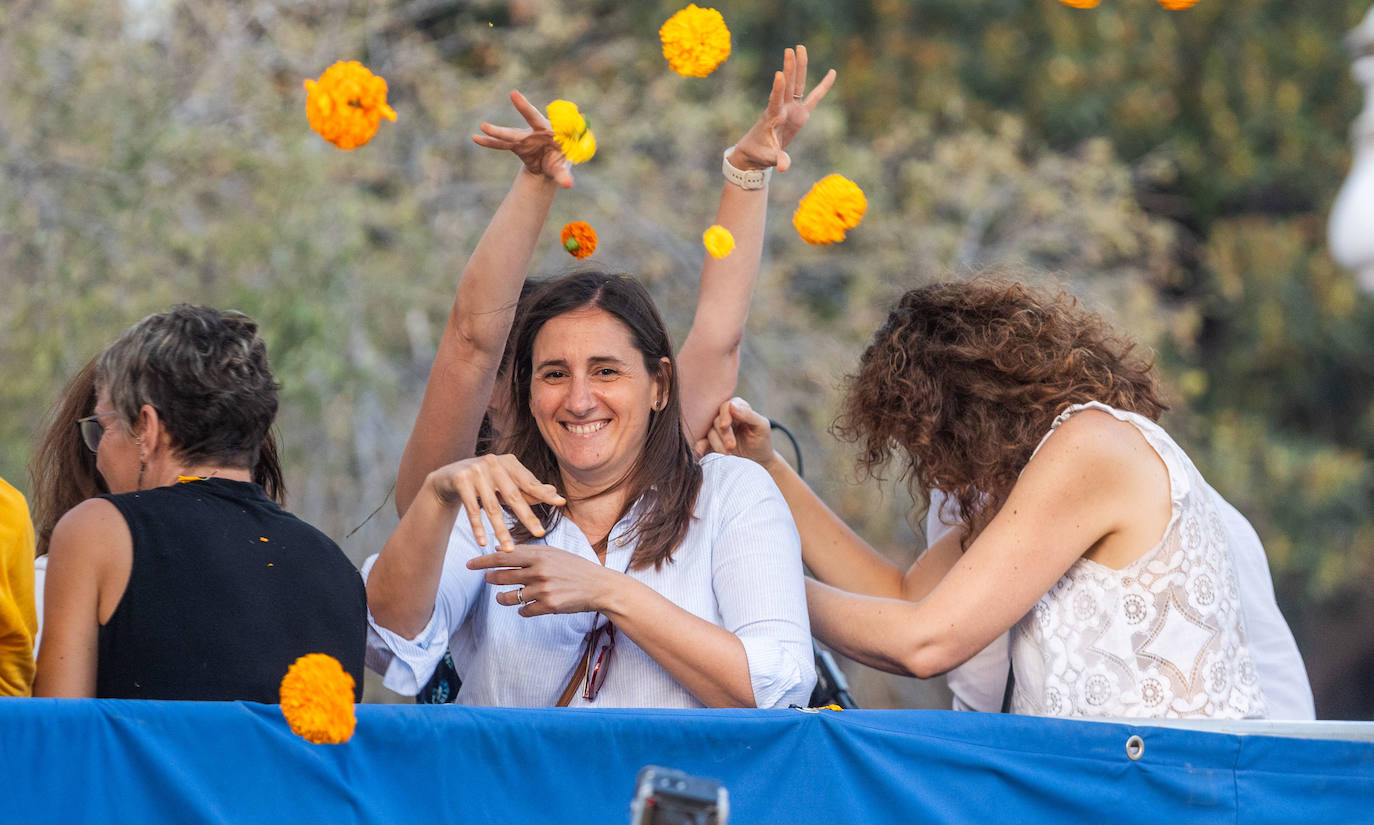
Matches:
[35,304,365,701]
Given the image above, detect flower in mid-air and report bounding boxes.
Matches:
[702,225,735,259]
[1156,0,1199,9]
[561,221,598,259]
[279,653,357,744]
[793,175,867,246]
[1057,0,1102,8]
[303,61,397,150]
[660,5,731,78]
[547,100,597,164]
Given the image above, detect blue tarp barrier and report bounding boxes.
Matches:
[2,700,1371,824]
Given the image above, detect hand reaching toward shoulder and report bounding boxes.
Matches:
[473,90,575,188]
[693,397,778,468]
[729,45,837,173]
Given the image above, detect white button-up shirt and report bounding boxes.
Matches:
[363,454,815,708]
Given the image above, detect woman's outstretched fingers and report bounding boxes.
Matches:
[468,547,534,572]
[453,475,490,548]
[497,479,546,541]
[477,122,529,143]
[806,68,837,109]
[475,472,518,551]
[508,89,547,128]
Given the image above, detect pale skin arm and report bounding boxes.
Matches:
[470,547,756,707]
[395,91,572,516]
[33,499,131,697]
[704,400,1168,677]
[807,412,1158,678]
[676,46,836,441]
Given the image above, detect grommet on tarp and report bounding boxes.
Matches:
[1125,735,1145,761]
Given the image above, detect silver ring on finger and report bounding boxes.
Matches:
[516,587,526,606]
[792,94,803,100]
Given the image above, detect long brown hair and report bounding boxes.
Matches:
[504,272,702,570]
[834,278,1168,544]
[29,359,106,556]
[29,356,287,556]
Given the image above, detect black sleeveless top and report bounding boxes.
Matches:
[96,478,366,702]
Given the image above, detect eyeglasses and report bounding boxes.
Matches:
[580,616,616,702]
[76,410,118,454]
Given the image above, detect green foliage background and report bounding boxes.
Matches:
[1,0,1369,714]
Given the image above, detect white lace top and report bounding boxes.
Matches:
[1009,402,1268,719]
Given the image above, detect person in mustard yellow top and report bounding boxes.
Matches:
[0,476,37,696]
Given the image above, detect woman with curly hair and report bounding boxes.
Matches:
[706,278,1310,718]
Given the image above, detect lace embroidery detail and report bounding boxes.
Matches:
[1010,403,1267,719]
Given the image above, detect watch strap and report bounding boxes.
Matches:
[722,145,772,190]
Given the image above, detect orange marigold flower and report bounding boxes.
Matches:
[547,100,597,164]
[561,221,598,259]
[1157,0,1199,8]
[279,653,356,745]
[303,61,397,151]
[660,4,731,78]
[702,225,735,259]
[1057,0,1102,8]
[793,174,868,246]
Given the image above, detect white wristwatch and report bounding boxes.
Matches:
[722,145,772,190]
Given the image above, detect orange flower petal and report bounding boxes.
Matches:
[793,174,867,246]
[303,61,397,151]
[279,653,356,744]
[560,221,598,259]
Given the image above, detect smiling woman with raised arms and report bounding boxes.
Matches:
[363,273,814,707]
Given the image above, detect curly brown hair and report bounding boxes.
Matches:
[833,278,1167,544]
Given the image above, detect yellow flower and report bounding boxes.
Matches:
[1157,0,1199,8]
[547,100,597,164]
[561,221,598,259]
[1057,0,1102,7]
[793,174,868,246]
[702,225,735,259]
[303,61,397,151]
[279,653,356,745]
[660,5,731,78]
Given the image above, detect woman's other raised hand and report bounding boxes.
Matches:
[472,90,575,188]
[429,453,566,552]
[729,45,837,173]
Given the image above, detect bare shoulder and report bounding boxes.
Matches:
[49,498,131,564]
[1015,408,1168,512]
[1033,409,1159,471]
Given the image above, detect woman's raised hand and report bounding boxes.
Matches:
[729,45,837,173]
[429,453,566,552]
[694,397,777,467]
[472,90,575,188]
